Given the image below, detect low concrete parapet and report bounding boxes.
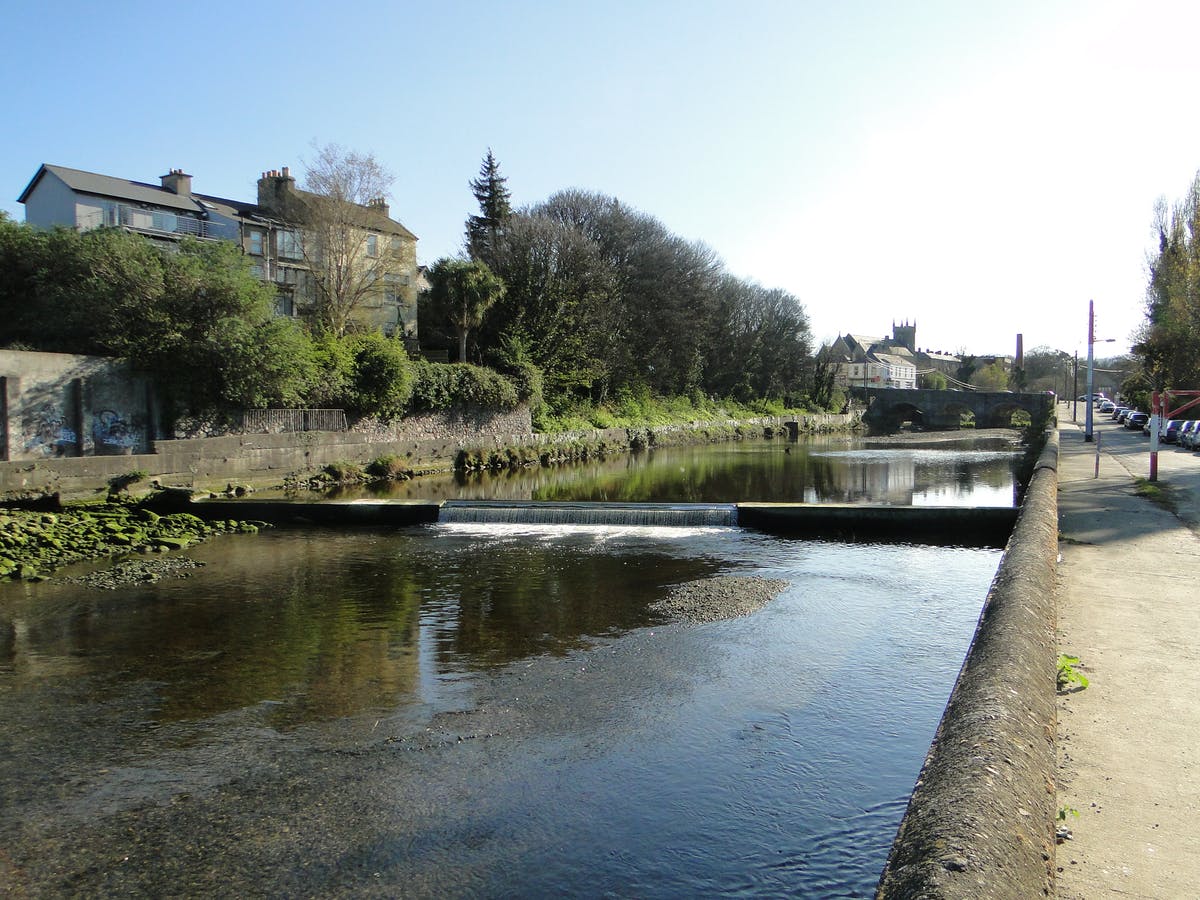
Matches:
[875,429,1060,898]
[737,503,1016,547]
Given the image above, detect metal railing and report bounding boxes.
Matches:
[242,409,348,433]
[99,203,221,239]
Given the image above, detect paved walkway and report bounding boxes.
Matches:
[1055,404,1200,898]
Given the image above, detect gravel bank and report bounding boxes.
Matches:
[650,575,790,624]
[58,556,206,590]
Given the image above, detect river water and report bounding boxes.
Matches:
[0,435,1020,897]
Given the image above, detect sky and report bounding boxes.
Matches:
[5,0,1200,359]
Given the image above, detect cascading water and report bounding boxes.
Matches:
[438,500,739,527]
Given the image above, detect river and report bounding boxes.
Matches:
[0,434,1021,897]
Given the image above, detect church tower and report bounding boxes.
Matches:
[892,320,916,352]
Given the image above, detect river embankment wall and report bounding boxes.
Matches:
[876,429,1060,898]
[0,406,861,501]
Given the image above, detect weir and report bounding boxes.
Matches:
[439,500,738,527]
[156,496,1016,546]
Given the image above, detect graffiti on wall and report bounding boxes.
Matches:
[23,403,77,457]
[92,409,144,454]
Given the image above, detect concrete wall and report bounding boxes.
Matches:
[876,430,1059,897]
[0,408,861,501]
[0,350,153,461]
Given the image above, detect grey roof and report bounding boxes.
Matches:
[19,164,206,213]
[275,183,418,241]
[19,162,420,242]
[849,333,885,350]
[872,352,916,368]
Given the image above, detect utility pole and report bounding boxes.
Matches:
[1085,300,1095,442]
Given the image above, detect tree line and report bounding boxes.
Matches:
[423,151,819,421]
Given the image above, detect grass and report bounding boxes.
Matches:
[1133,477,1179,514]
[533,394,812,434]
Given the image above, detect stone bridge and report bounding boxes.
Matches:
[851,387,1054,433]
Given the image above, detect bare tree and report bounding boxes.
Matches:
[283,144,403,336]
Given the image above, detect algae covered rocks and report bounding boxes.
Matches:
[0,500,264,582]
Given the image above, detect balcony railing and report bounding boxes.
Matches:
[99,203,221,240]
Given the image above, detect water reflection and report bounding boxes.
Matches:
[306,435,1022,507]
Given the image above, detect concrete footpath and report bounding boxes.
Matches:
[1055,405,1200,898]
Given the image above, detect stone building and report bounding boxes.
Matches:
[827,321,970,390]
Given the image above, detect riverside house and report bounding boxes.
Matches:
[18,163,421,342]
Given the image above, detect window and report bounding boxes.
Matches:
[389,235,402,253]
[365,234,378,258]
[248,231,264,256]
[274,292,295,317]
[277,229,302,259]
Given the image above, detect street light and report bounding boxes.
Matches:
[1084,300,1117,442]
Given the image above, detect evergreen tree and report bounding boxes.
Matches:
[465,149,513,265]
[426,257,506,363]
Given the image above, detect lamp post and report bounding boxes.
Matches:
[1084,299,1117,442]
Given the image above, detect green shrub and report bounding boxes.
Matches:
[306,332,355,407]
[409,360,520,412]
[366,455,408,479]
[323,460,363,482]
[345,332,412,419]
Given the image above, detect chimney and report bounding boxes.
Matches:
[161,168,193,195]
[257,166,297,213]
[367,197,390,218]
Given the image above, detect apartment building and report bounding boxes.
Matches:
[18,163,420,340]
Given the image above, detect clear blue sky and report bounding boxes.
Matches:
[5,0,1199,357]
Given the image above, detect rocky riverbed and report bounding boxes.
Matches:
[0,499,262,583]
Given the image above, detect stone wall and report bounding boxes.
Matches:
[0,409,862,501]
[0,350,153,461]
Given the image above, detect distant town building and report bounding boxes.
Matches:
[826,321,1015,391]
[17,163,420,341]
[828,324,921,390]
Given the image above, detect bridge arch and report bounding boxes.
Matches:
[852,387,1053,435]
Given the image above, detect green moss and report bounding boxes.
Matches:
[0,498,264,582]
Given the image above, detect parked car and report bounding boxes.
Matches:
[1109,406,1129,421]
[1182,422,1200,448]
[1163,419,1182,442]
[1127,411,1149,430]
[1115,408,1133,423]
[1099,400,1117,414]
[1143,418,1176,438]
